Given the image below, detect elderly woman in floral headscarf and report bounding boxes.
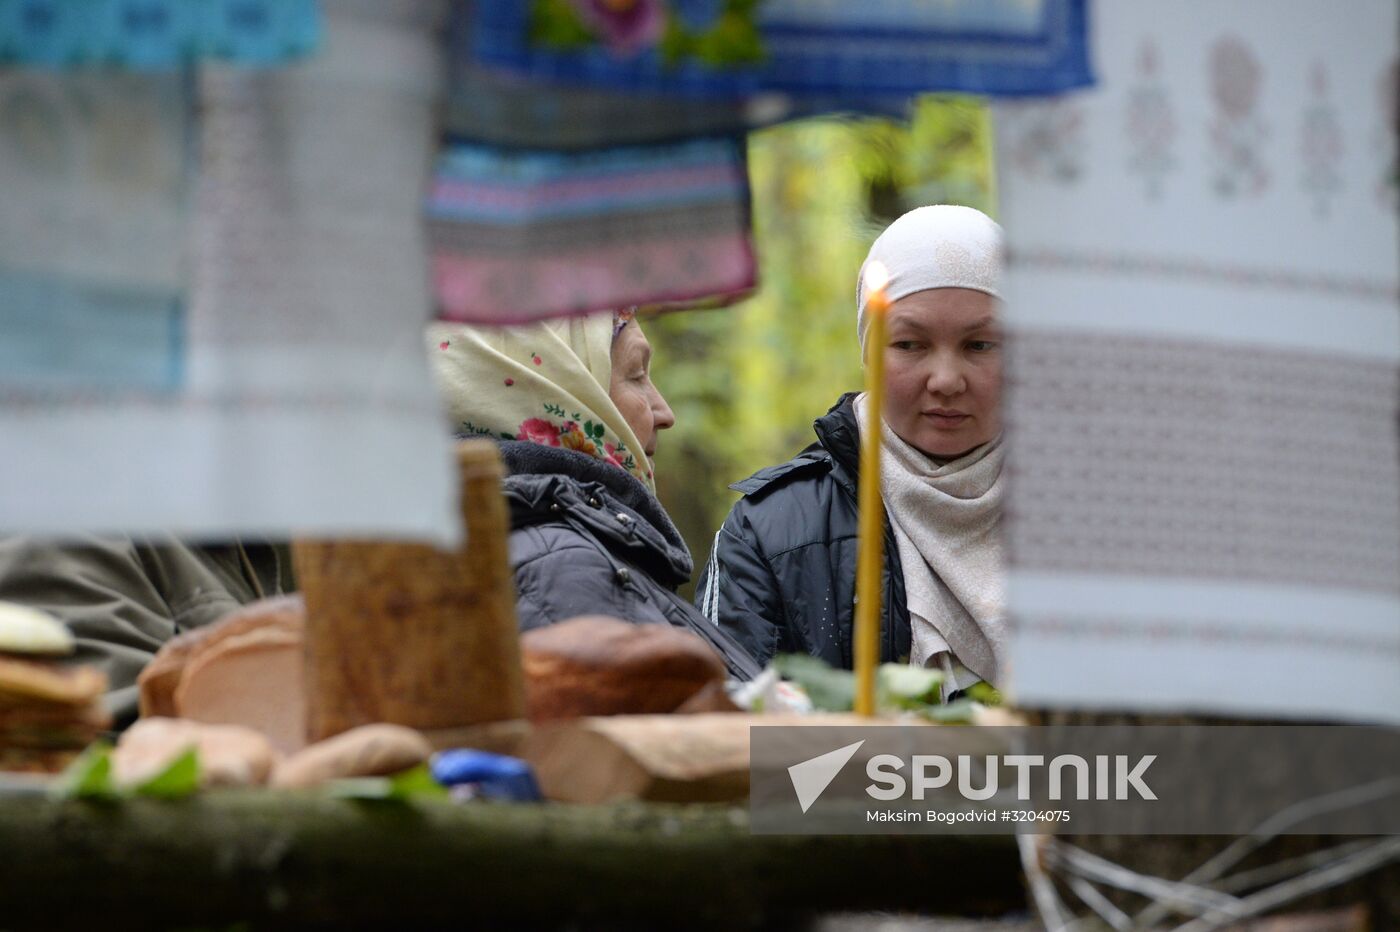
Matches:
[428,312,759,680]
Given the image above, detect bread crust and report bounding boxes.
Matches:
[521,616,726,722]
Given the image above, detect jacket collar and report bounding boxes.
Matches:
[812,392,863,494]
[497,441,693,588]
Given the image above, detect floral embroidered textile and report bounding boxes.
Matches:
[474,0,1092,107]
[993,0,1400,725]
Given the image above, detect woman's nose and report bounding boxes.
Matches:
[925,356,966,397]
[652,387,676,432]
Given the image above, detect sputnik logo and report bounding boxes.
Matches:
[788,740,865,813]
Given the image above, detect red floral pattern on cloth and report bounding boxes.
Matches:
[468,404,641,474]
[569,0,664,55]
[1208,35,1269,197]
[516,417,560,446]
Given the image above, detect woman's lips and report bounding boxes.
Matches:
[922,409,969,428]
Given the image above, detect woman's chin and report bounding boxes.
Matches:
[888,417,996,461]
[911,431,986,461]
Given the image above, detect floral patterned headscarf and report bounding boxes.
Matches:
[427,313,654,491]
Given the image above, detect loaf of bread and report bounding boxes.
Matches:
[138,595,306,752]
[0,603,109,771]
[113,717,278,788]
[139,595,304,718]
[271,723,433,788]
[521,616,727,723]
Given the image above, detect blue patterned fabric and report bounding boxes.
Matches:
[472,0,1092,106]
[445,6,902,153]
[0,0,320,69]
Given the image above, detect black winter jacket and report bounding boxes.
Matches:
[499,441,760,681]
[693,393,912,669]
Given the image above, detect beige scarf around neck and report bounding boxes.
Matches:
[855,393,1007,688]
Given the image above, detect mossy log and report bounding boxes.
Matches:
[0,794,1022,929]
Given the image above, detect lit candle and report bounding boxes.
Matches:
[854,261,890,716]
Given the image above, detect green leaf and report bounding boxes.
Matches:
[693,12,765,66]
[877,663,944,706]
[326,777,394,800]
[389,763,448,799]
[964,682,1003,706]
[915,698,978,724]
[773,653,854,712]
[133,748,200,799]
[528,0,595,49]
[328,763,446,802]
[658,13,695,65]
[51,741,116,800]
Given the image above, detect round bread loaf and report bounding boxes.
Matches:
[271,724,432,788]
[112,717,278,788]
[521,616,727,722]
[138,595,304,720]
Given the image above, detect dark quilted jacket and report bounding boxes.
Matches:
[693,393,912,669]
[499,441,760,681]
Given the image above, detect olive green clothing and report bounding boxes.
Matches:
[0,536,292,729]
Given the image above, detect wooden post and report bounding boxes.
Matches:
[295,440,525,741]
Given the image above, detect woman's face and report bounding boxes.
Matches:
[609,321,675,460]
[879,287,1002,459]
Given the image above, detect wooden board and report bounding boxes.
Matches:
[517,712,931,804]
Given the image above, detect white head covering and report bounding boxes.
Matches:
[855,205,1003,348]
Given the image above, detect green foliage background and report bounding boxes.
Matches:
[647,97,996,596]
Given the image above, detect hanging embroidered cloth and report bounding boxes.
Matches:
[443,0,921,152]
[996,0,1400,724]
[470,0,1092,109]
[0,70,190,394]
[0,0,320,69]
[429,136,756,324]
[444,3,749,151]
[0,0,458,544]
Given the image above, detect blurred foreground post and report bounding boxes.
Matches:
[296,440,524,741]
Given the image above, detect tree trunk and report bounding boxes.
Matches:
[0,794,1023,929]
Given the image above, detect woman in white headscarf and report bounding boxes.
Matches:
[694,205,1006,693]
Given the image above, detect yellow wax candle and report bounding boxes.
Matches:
[854,261,890,716]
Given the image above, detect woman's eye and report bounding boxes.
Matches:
[891,340,921,352]
[967,340,999,353]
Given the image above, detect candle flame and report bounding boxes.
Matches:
[863,260,890,296]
